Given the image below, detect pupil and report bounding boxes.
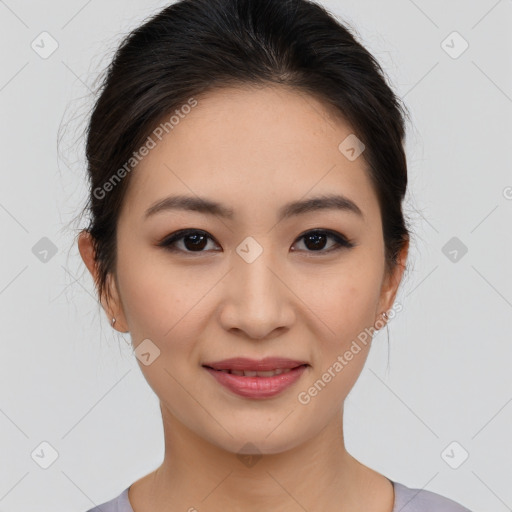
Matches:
[305,233,326,251]
[185,233,207,251]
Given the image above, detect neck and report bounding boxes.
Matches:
[129,403,393,512]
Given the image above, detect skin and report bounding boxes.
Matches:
[79,84,408,512]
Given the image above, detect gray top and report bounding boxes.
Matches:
[84,480,473,511]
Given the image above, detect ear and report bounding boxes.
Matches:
[375,238,409,326]
[77,230,129,333]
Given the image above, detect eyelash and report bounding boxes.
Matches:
[157,228,355,255]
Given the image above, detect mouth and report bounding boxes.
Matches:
[201,358,310,399]
[202,356,309,372]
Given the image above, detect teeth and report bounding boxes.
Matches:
[219,368,295,377]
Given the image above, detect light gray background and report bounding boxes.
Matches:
[1,1,511,511]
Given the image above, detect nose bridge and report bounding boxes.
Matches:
[221,237,292,338]
[234,238,281,307]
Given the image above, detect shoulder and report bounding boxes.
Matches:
[392,481,473,512]
[83,486,133,512]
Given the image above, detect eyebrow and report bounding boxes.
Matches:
[144,193,364,221]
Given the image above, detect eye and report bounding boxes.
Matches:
[158,229,220,254]
[158,228,354,255]
[291,229,355,254]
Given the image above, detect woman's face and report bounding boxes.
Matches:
[87,85,406,454]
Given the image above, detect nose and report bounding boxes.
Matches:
[218,246,295,340]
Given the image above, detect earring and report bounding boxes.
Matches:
[374,311,388,331]
[111,317,116,327]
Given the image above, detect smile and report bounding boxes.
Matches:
[203,363,308,399]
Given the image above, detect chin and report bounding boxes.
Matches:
[204,425,308,457]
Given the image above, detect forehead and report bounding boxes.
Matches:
[120,84,379,224]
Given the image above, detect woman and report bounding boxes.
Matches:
[77,0,473,510]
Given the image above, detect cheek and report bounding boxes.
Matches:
[115,247,196,343]
[302,257,383,344]
[115,254,209,405]
[296,267,381,415]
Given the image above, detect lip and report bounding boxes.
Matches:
[204,366,308,399]
[202,357,309,372]
[202,358,309,399]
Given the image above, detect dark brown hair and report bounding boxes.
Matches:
[80,0,411,307]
